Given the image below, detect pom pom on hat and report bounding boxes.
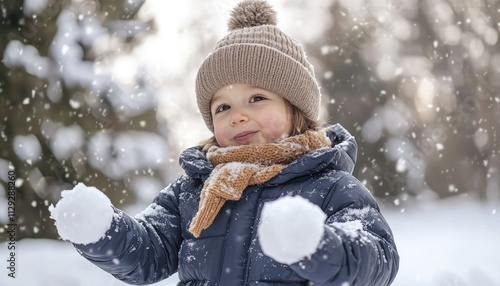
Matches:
[228,0,277,31]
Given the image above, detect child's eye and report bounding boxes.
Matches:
[250,95,266,102]
[215,104,230,114]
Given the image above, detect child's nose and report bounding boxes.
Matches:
[230,107,249,126]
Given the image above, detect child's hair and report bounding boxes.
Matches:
[200,100,322,151]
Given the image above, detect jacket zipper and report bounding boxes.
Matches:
[243,187,263,285]
[218,201,237,283]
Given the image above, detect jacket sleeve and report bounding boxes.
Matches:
[289,173,400,285]
[73,179,184,285]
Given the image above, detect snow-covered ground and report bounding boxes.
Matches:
[1,196,499,286]
[387,196,500,286]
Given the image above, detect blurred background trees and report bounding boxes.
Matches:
[0,0,178,240]
[313,0,499,205]
[0,0,499,242]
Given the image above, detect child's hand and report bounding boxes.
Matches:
[49,182,114,245]
[258,195,327,265]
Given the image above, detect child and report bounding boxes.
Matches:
[50,1,399,285]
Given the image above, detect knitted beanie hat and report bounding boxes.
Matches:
[195,0,321,132]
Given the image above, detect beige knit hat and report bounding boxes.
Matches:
[195,0,321,132]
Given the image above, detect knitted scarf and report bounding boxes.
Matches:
[189,129,332,237]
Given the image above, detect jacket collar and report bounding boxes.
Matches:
[179,124,357,182]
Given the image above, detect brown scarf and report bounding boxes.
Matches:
[189,129,331,237]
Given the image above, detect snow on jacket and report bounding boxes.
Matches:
[75,124,399,285]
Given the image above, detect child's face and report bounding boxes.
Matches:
[211,84,292,147]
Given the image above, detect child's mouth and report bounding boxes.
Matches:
[233,131,258,142]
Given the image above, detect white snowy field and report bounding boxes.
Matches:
[1,196,499,286]
[387,197,500,286]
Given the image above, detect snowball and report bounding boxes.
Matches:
[258,195,326,264]
[49,183,113,245]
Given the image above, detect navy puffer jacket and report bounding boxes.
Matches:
[75,124,399,285]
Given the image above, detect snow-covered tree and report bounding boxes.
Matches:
[0,0,175,240]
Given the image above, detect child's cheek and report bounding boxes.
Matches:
[267,117,290,141]
[213,126,227,147]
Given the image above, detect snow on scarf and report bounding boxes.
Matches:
[189,129,332,237]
